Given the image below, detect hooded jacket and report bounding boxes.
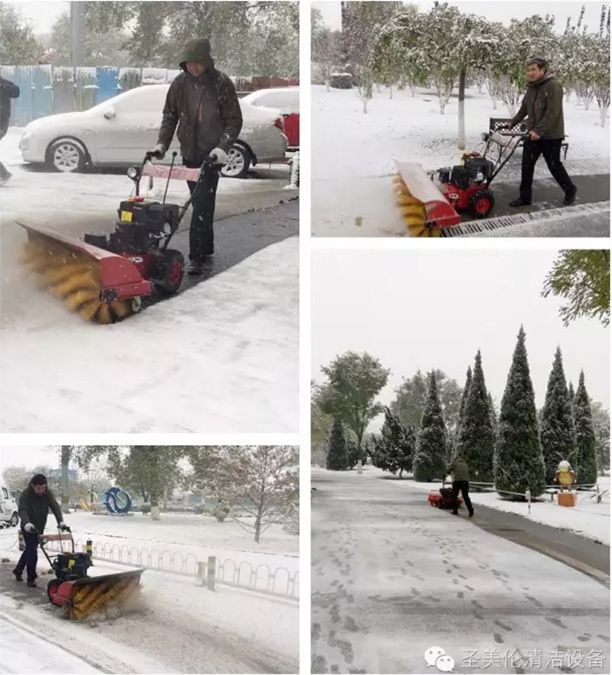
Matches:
[0,77,20,140]
[18,479,63,533]
[157,39,243,161]
[510,73,565,140]
[447,457,470,482]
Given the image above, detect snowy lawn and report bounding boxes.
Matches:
[312,85,610,235]
[0,235,298,432]
[361,465,610,545]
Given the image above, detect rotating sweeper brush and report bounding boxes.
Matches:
[392,126,527,236]
[39,528,145,620]
[18,152,217,323]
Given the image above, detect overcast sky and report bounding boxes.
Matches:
[0,446,60,474]
[312,249,609,432]
[313,1,605,33]
[7,1,68,34]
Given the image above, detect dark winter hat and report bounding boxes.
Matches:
[179,38,215,71]
[526,57,548,70]
[31,474,47,486]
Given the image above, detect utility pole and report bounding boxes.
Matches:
[70,1,87,67]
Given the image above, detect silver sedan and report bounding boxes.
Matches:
[19,84,288,178]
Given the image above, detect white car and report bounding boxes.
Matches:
[19,84,288,178]
[0,484,19,528]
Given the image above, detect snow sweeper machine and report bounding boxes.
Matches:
[18,152,218,324]
[37,526,145,620]
[393,122,531,237]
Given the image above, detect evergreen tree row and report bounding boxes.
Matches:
[336,327,600,499]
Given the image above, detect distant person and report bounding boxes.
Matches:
[446,455,474,518]
[13,474,69,588]
[0,76,20,186]
[148,38,243,276]
[506,57,576,208]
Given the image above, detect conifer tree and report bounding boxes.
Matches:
[573,371,598,485]
[413,372,447,482]
[540,347,577,483]
[494,327,546,497]
[327,419,349,471]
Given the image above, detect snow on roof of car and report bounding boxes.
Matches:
[242,88,299,115]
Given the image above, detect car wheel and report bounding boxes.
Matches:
[48,139,87,173]
[221,145,251,178]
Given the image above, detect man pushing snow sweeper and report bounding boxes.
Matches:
[12,474,68,587]
[149,38,243,276]
[504,57,577,209]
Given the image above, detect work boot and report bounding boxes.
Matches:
[451,510,458,516]
[26,579,37,588]
[469,510,475,518]
[187,261,204,276]
[563,185,577,206]
[509,198,531,207]
[12,568,23,582]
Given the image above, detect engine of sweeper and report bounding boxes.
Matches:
[437,152,495,190]
[84,198,181,255]
[53,551,92,582]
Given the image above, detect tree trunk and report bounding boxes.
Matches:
[357,431,364,474]
[458,66,466,151]
[410,85,416,97]
[362,98,368,114]
[150,489,161,520]
[325,79,330,92]
[389,85,393,99]
[163,485,168,511]
[439,100,446,115]
[565,91,572,103]
[491,97,497,110]
[584,96,592,111]
[599,105,608,127]
[61,446,71,511]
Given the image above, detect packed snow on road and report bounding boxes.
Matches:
[0,129,299,433]
[312,85,610,236]
[0,511,298,674]
[399,470,610,545]
[311,467,609,674]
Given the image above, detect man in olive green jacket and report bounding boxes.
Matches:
[507,57,576,208]
[150,38,243,275]
[446,456,474,517]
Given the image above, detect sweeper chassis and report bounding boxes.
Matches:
[394,130,528,236]
[18,152,217,322]
[39,528,145,620]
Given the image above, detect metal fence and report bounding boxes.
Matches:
[46,537,298,601]
[0,65,299,126]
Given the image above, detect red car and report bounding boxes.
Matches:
[241,87,299,150]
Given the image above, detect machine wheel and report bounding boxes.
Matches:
[151,249,185,296]
[221,145,251,178]
[47,139,87,173]
[47,579,62,605]
[468,189,495,219]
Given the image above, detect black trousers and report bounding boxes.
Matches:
[15,530,38,581]
[520,138,575,203]
[183,157,220,261]
[452,480,473,515]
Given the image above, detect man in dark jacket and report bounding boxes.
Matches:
[507,57,576,207]
[0,76,20,186]
[446,455,474,517]
[12,474,68,588]
[149,38,243,276]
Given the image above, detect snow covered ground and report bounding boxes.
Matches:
[312,467,609,674]
[0,511,298,673]
[361,465,610,545]
[0,130,299,433]
[312,85,610,235]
